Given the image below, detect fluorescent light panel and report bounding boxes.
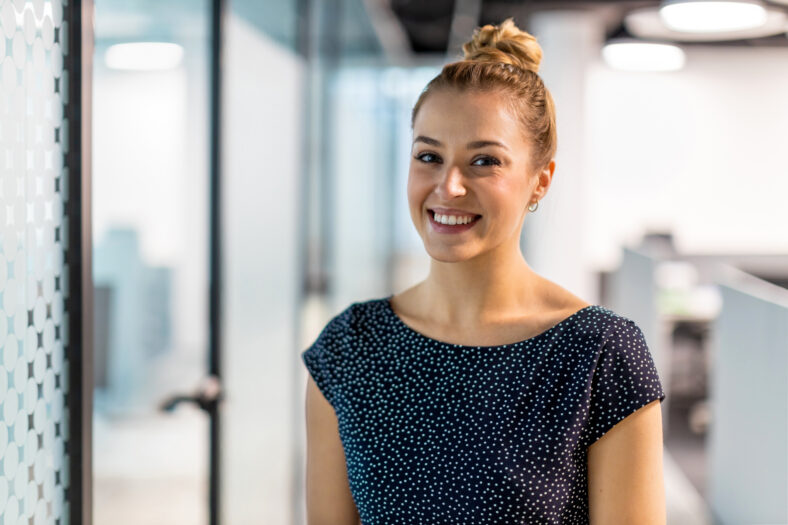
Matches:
[659,0,768,33]
[602,41,686,72]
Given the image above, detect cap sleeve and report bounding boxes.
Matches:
[300,305,355,409]
[584,317,666,447]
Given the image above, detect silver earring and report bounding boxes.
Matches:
[528,201,539,212]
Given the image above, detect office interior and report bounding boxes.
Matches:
[0,0,786,524]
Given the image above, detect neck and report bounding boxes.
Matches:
[418,241,541,325]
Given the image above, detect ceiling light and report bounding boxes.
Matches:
[104,42,184,71]
[602,40,686,72]
[625,5,786,41]
[659,0,768,33]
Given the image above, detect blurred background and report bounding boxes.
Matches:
[88,0,788,524]
[1,0,787,524]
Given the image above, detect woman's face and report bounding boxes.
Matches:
[408,88,552,263]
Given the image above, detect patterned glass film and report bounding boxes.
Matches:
[0,0,73,523]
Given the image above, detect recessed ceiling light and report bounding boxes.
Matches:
[602,40,686,72]
[625,4,786,41]
[659,0,768,33]
[104,42,184,71]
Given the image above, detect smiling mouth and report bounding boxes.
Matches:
[428,209,483,223]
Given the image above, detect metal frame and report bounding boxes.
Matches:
[67,0,93,524]
[209,0,226,523]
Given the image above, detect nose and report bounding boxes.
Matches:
[435,165,467,200]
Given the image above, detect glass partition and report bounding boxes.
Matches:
[0,0,77,523]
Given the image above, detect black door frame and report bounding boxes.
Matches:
[208,1,226,524]
[68,0,93,524]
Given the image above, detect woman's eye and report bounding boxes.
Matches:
[415,152,440,163]
[415,153,501,166]
[473,156,501,167]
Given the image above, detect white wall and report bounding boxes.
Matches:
[222,12,304,525]
[586,46,788,268]
[526,10,603,304]
[330,68,397,307]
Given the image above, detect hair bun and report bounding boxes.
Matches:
[461,17,543,73]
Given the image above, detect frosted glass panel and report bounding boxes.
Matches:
[0,0,73,523]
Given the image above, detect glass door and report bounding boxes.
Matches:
[90,1,215,523]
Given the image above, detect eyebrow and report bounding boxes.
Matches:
[413,135,509,151]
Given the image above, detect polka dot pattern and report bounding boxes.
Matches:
[302,295,666,523]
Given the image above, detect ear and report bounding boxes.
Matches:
[533,159,556,200]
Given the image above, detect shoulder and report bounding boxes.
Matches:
[557,303,621,345]
[534,277,625,343]
[313,301,360,345]
[302,302,357,360]
[299,297,390,403]
[558,306,655,368]
[325,301,360,331]
[346,295,395,334]
[306,296,389,349]
[577,307,659,372]
[597,310,652,355]
[576,305,647,346]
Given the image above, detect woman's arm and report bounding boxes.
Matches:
[587,399,666,524]
[304,375,361,525]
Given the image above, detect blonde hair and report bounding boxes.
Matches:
[411,17,557,174]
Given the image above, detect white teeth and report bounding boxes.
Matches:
[434,213,477,225]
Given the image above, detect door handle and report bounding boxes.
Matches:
[159,375,223,413]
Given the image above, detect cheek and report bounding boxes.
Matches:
[483,180,522,214]
[406,171,429,209]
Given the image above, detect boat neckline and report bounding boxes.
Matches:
[381,294,601,350]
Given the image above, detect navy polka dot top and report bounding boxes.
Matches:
[301,295,666,524]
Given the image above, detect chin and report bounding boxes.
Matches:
[423,243,480,263]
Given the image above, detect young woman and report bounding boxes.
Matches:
[302,17,666,525]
